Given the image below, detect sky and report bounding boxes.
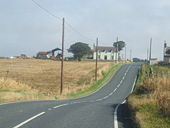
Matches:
[0,0,170,60]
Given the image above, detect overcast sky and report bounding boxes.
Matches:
[0,0,170,60]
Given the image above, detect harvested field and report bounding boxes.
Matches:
[0,58,118,102]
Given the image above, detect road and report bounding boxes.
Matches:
[0,63,140,128]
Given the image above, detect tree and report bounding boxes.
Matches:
[133,58,146,62]
[68,42,91,61]
[113,41,125,51]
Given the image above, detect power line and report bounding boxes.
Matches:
[31,0,95,42]
[65,22,95,42]
[31,0,61,21]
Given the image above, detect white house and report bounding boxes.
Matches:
[93,46,118,61]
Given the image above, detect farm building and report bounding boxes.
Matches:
[36,48,61,59]
[149,58,158,65]
[10,54,30,59]
[164,43,170,63]
[93,46,118,61]
[36,52,51,59]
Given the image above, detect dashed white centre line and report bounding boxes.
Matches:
[53,103,68,109]
[95,99,103,102]
[109,92,113,96]
[13,112,45,128]
[114,88,117,92]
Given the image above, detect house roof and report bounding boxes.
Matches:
[94,46,116,52]
[51,48,61,52]
[20,54,27,56]
[37,52,49,55]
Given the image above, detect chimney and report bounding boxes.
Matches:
[164,40,167,48]
[93,43,95,50]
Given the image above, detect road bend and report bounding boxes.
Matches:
[0,63,140,128]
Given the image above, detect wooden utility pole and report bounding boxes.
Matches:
[125,45,126,61]
[95,38,98,81]
[116,37,119,63]
[149,38,152,61]
[147,48,149,61]
[60,18,65,95]
[130,49,132,61]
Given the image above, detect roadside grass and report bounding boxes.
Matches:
[128,64,170,128]
[67,63,122,98]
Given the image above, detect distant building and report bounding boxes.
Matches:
[93,46,118,61]
[10,56,15,59]
[36,48,61,59]
[36,52,51,59]
[149,58,158,65]
[164,42,170,63]
[20,54,28,59]
[11,54,29,59]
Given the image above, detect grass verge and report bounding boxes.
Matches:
[67,63,122,98]
[0,77,55,104]
[128,64,170,128]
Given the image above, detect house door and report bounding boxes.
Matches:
[104,55,107,60]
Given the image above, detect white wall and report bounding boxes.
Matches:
[93,52,118,60]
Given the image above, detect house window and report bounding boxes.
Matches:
[104,55,107,60]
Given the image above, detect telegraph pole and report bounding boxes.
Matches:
[95,38,98,81]
[149,38,152,62]
[147,48,149,61]
[125,44,126,61]
[60,18,65,95]
[130,49,132,61]
[116,36,119,63]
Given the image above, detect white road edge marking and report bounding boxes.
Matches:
[131,76,137,93]
[114,100,126,128]
[13,112,45,128]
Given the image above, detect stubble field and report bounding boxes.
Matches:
[0,58,117,103]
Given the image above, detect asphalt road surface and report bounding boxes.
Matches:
[0,63,140,128]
